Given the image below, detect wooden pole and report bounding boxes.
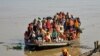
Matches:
[94,41,99,49]
[96,41,99,48]
[94,41,97,49]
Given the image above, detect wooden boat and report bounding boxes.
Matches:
[25,41,68,47]
[24,12,82,50]
[24,40,69,50]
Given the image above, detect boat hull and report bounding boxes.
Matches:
[25,42,68,50]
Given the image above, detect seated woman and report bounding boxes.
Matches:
[44,32,51,42]
[51,29,58,42]
[59,24,64,34]
[35,30,43,41]
[59,32,66,41]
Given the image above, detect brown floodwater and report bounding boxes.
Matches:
[0,45,80,56]
[0,44,67,56]
[0,39,81,56]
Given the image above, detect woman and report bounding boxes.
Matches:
[51,29,58,41]
[46,19,51,31]
[44,32,51,42]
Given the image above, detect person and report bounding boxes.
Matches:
[56,23,60,32]
[33,19,37,32]
[24,31,29,43]
[28,23,33,32]
[74,17,82,38]
[72,30,77,39]
[51,29,58,41]
[42,18,47,30]
[64,19,70,31]
[76,17,81,26]
[44,32,51,42]
[25,12,82,43]
[65,12,70,19]
[46,19,51,31]
[69,18,74,28]
[37,20,42,29]
[32,31,36,39]
[35,30,43,40]
[33,19,37,25]
[70,14,74,19]
[59,24,64,34]
[61,48,71,56]
[61,18,65,26]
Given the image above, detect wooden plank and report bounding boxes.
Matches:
[26,42,68,47]
[39,42,68,46]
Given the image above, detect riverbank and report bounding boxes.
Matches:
[80,41,100,56]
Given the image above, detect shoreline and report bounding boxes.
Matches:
[80,41,100,56]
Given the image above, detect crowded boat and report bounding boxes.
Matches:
[24,12,82,46]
